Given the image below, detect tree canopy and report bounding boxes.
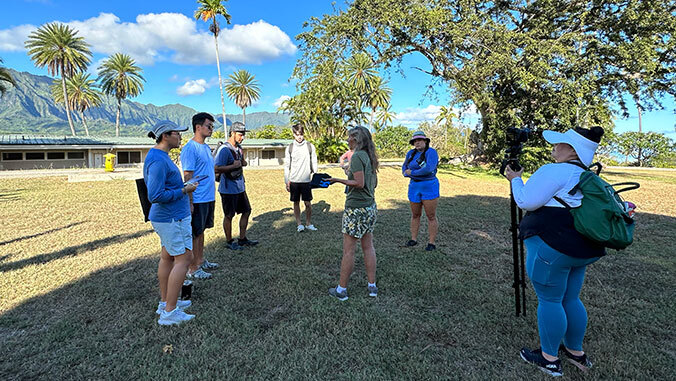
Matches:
[294,0,676,163]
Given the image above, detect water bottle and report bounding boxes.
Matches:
[624,201,636,218]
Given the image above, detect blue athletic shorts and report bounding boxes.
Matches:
[151,216,193,256]
[408,178,440,203]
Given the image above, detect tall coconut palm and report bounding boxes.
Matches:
[366,77,391,133]
[195,0,232,135]
[224,69,261,127]
[0,58,16,96]
[25,22,92,136]
[375,106,395,130]
[51,72,103,136]
[98,53,145,137]
[435,105,457,151]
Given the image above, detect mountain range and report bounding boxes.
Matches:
[0,69,290,136]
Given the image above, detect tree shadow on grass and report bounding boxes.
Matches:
[0,189,27,203]
[0,221,88,246]
[0,196,674,380]
[0,229,153,273]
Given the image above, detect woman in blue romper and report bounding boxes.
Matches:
[402,130,440,251]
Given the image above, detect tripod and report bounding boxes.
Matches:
[510,189,527,316]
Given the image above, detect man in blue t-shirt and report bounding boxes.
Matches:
[214,122,258,250]
[180,112,219,279]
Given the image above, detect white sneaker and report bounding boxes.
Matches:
[156,299,192,315]
[186,268,212,279]
[297,224,305,232]
[158,307,195,326]
[305,224,318,231]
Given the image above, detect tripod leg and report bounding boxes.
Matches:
[519,208,527,316]
[510,192,521,316]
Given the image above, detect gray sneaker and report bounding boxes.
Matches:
[201,259,219,270]
[158,307,195,326]
[226,240,243,250]
[368,285,378,297]
[187,268,212,279]
[328,287,348,301]
[156,299,192,315]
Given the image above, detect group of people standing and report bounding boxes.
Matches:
[144,114,607,378]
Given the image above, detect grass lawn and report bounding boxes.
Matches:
[1,165,674,380]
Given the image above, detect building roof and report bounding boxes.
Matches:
[0,134,293,149]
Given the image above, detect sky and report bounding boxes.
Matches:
[1,0,674,139]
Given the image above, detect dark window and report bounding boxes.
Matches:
[2,152,22,161]
[25,152,45,160]
[47,152,65,160]
[262,150,275,159]
[117,151,142,164]
[67,152,85,160]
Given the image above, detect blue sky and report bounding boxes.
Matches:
[1,0,674,138]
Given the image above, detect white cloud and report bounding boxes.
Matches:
[176,79,209,96]
[393,105,442,126]
[273,95,291,107]
[0,12,297,66]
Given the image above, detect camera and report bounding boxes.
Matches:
[499,126,532,176]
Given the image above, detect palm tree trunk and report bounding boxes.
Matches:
[116,98,121,137]
[242,107,246,126]
[370,109,375,133]
[213,21,227,135]
[61,72,76,136]
[80,110,90,136]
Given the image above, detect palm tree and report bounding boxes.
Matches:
[375,106,395,130]
[97,53,145,137]
[435,105,457,151]
[0,58,16,96]
[195,0,232,135]
[343,53,378,126]
[224,69,261,127]
[51,72,103,136]
[25,22,92,136]
[366,77,391,132]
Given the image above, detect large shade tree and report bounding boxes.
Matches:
[98,53,145,137]
[0,58,16,96]
[224,69,261,127]
[50,72,103,136]
[25,22,92,136]
[195,0,232,135]
[294,0,676,164]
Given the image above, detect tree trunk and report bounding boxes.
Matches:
[637,104,643,166]
[116,98,121,137]
[61,71,76,137]
[370,108,375,134]
[242,107,246,126]
[213,21,227,135]
[80,110,90,136]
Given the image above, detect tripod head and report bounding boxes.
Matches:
[499,126,532,176]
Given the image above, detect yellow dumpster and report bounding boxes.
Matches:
[104,153,116,172]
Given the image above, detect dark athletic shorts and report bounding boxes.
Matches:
[220,192,252,218]
[191,201,215,237]
[289,182,313,202]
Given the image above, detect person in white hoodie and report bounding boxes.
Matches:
[284,123,319,232]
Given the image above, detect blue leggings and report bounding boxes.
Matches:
[524,236,600,357]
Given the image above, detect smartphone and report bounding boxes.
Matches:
[184,174,208,186]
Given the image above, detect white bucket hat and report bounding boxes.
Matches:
[543,129,599,166]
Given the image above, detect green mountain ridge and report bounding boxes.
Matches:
[0,69,290,136]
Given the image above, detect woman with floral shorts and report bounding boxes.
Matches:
[328,126,379,301]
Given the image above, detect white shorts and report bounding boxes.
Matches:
[151,216,193,256]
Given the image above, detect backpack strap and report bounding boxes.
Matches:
[308,143,314,173]
[611,182,641,193]
[288,143,293,171]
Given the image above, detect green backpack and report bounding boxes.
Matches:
[554,162,640,250]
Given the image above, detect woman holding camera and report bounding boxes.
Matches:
[504,126,605,376]
[402,131,440,251]
[328,126,379,300]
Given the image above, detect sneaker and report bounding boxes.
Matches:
[297,224,305,232]
[305,224,318,231]
[328,287,349,301]
[238,238,259,247]
[559,344,593,370]
[520,347,563,377]
[187,268,212,279]
[156,300,192,315]
[226,240,243,250]
[405,239,418,247]
[425,243,436,251]
[367,285,378,297]
[157,307,195,326]
[201,259,219,270]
